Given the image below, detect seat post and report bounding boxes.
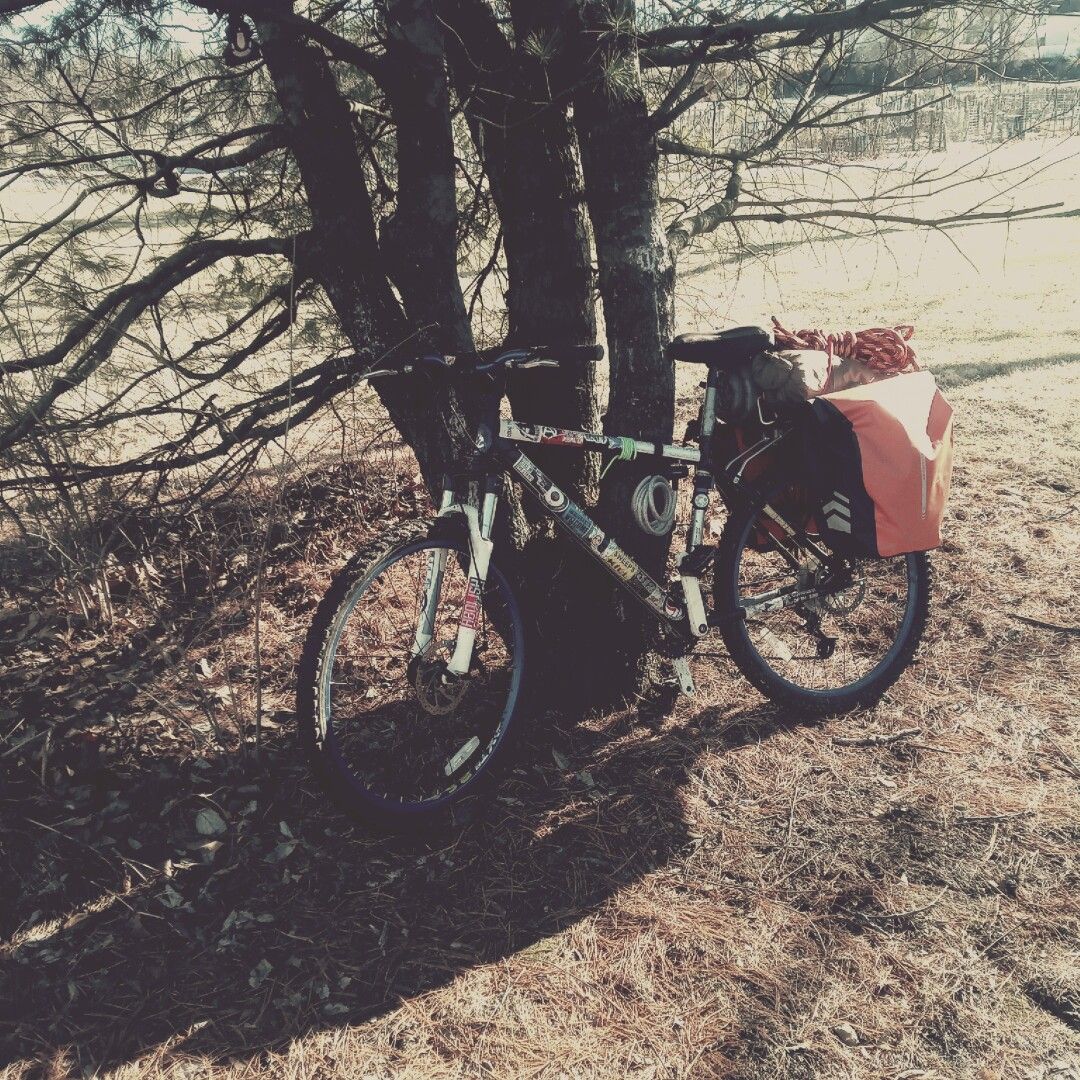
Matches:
[684,368,722,555]
[698,367,721,449]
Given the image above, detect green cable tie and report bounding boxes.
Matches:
[600,436,638,480]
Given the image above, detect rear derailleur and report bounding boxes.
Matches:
[794,556,867,659]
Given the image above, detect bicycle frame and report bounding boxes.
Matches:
[406,374,829,700]
[495,421,696,624]
[415,369,734,678]
[406,344,831,686]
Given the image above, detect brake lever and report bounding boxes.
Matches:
[474,349,530,373]
[365,365,414,380]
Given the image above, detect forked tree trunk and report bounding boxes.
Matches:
[256,9,598,704]
[259,5,674,710]
[439,0,634,705]
[255,15,476,490]
[435,0,679,705]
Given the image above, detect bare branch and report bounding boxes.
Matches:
[667,165,741,253]
[0,235,301,450]
[732,199,1064,228]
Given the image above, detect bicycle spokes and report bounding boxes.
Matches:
[319,538,520,807]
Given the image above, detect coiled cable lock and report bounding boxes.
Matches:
[631,475,677,536]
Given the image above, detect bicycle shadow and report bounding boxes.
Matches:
[0,692,806,1075]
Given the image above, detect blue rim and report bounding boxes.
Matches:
[318,538,524,814]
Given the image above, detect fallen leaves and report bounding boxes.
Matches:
[195,808,228,837]
[248,958,272,989]
[831,1021,860,1046]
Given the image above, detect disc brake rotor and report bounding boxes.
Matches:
[411,637,472,715]
[413,658,469,714]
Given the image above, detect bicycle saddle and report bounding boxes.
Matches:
[667,325,772,367]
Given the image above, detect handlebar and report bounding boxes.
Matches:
[363,343,604,382]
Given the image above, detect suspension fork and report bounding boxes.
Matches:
[411,489,454,659]
[412,480,499,678]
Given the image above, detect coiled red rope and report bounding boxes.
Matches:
[771,317,919,391]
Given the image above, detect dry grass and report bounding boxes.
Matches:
[1,353,1076,1080]
[2,164,1079,1079]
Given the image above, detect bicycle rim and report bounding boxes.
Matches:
[728,490,922,697]
[316,538,523,811]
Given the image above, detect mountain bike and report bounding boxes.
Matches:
[298,329,930,828]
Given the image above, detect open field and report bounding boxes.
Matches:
[1,148,1079,1079]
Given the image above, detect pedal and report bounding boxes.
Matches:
[681,544,715,578]
[671,655,696,698]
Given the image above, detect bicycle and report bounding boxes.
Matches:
[298,327,931,829]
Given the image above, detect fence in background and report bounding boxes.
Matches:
[685,82,1080,161]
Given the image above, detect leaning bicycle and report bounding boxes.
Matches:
[298,329,933,829]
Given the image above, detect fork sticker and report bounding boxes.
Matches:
[460,575,483,630]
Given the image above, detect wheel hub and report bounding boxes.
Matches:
[797,558,867,615]
[819,563,867,614]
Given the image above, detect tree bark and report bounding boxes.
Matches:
[258,4,671,709]
[503,0,600,474]
[381,0,473,357]
[572,0,680,695]
[255,10,476,494]
[439,0,631,705]
[439,0,600,494]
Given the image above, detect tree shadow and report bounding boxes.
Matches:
[0,675,804,1074]
[0,461,818,1074]
[932,350,1080,391]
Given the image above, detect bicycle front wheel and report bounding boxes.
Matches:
[297,520,525,829]
[713,480,931,714]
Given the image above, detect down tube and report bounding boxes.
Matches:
[499,446,684,624]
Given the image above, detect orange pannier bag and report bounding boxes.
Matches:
[801,371,954,558]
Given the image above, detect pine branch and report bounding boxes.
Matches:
[0,235,302,451]
[641,0,967,67]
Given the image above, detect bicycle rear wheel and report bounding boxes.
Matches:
[297,520,525,829]
[713,480,930,714]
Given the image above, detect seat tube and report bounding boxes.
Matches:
[680,370,719,637]
[689,367,720,551]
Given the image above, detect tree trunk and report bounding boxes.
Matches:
[503,1,600,481]
[255,12,476,492]
[381,0,473,357]
[259,5,671,710]
[572,0,680,696]
[439,0,630,706]
[438,0,600,494]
